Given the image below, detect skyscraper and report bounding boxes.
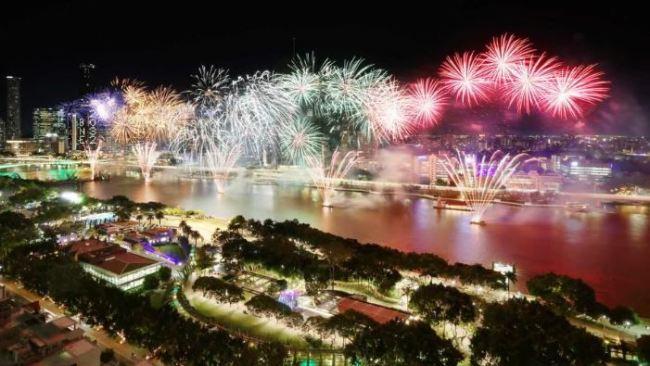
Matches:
[79,63,96,95]
[33,108,64,139]
[5,76,22,141]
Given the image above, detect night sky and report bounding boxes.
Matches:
[1,1,649,136]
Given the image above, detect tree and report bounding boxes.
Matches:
[158,266,172,282]
[195,246,214,271]
[8,187,49,206]
[608,306,638,326]
[0,211,38,259]
[115,208,131,221]
[303,265,329,296]
[321,240,353,290]
[324,310,378,345]
[245,294,294,320]
[155,211,164,225]
[470,298,608,366]
[211,227,221,245]
[228,215,247,234]
[638,335,650,364]
[136,214,143,225]
[146,212,155,226]
[409,284,477,337]
[193,276,244,304]
[143,273,160,290]
[505,269,517,296]
[182,224,193,237]
[100,349,115,363]
[346,320,462,366]
[190,230,203,245]
[527,273,602,316]
[255,342,288,366]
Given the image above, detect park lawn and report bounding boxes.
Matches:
[156,244,187,261]
[333,280,401,307]
[188,292,308,348]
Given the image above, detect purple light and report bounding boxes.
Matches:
[278,289,301,310]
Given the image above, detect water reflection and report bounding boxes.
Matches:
[82,176,650,315]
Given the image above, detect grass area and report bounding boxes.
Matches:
[187,291,308,348]
[149,290,169,309]
[333,281,401,307]
[156,244,187,261]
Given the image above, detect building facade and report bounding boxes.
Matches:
[32,108,66,140]
[5,76,22,142]
[69,239,162,291]
[559,160,612,181]
[79,63,96,95]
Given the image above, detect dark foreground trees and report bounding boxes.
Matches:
[192,276,244,304]
[0,210,38,259]
[345,320,462,366]
[470,298,608,366]
[409,284,477,332]
[527,272,604,316]
[3,239,286,365]
[638,335,650,364]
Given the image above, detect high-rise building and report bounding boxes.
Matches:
[79,63,96,95]
[5,75,22,141]
[0,117,4,146]
[32,108,63,139]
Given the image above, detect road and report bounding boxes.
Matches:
[1,277,161,366]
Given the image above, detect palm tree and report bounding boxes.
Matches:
[155,211,164,225]
[146,213,154,227]
[211,228,221,245]
[115,209,130,222]
[190,230,203,245]
[182,224,192,237]
[505,270,517,297]
[136,214,143,225]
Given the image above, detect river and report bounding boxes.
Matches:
[77,171,650,315]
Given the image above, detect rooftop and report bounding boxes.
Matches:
[93,252,157,276]
[337,297,410,325]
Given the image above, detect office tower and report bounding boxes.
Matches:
[32,108,65,139]
[5,76,22,141]
[79,63,96,95]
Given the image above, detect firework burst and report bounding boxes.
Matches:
[132,142,161,182]
[281,54,324,106]
[110,81,189,181]
[223,71,295,162]
[503,53,560,114]
[441,150,531,224]
[204,137,242,194]
[543,64,609,119]
[439,51,491,107]
[305,149,359,207]
[280,117,324,165]
[189,65,230,110]
[364,79,413,142]
[85,140,103,180]
[482,34,536,83]
[407,78,449,127]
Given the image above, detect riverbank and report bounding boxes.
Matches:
[80,176,650,316]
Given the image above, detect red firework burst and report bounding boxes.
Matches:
[439,51,491,107]
[503,53,560,114]
[407,78,449,127]
[482,33,536,83]
[543,64,609,119]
